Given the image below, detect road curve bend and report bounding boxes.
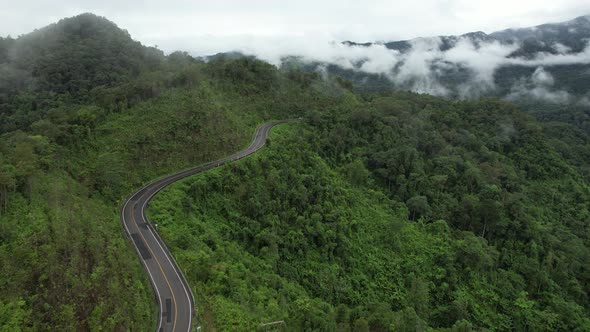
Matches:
[121,120,295,332]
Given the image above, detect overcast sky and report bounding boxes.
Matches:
[1,0,590,55]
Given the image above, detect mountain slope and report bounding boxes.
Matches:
[0,14,325,330]
[149,95,590,330]
[491,15,590,54]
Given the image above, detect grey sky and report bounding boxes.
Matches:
[1,0,590,56]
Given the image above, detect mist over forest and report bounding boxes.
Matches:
[235,15,590,103]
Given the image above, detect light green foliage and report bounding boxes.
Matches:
[0,173,154,330]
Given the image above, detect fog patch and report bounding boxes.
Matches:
[507,43,590,66]
[394,37,448,95]
[506,67,573,104]
[553,43,571,53]
[238,33,590,101]
[577,95,590,107]
[531,67,555,86]
[496,121,516,144]
[237,34,402,75]
[445,38,518,97]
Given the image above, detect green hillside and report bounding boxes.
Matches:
[149,94,590,330]
[0,13,326,330]
[0,13,589,331]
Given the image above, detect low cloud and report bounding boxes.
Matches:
[236,34,402,75]
[238,34,590,101]
[553,42,571,53]
[444,39,519,97]
[506,45,590,66]
[576,95,590,106]
[506,67,573,103]
[531,66,555,86]
[394,38,448,95]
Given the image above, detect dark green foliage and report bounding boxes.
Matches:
[4,13,164,96]
[206,56,279,95]
[150,93,590,330]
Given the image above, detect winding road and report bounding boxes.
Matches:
[121,120,294,332]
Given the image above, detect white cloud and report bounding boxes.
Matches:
[507,45,590,66]
[508,85,573,103]
[243,32,590,98]
[506,66,573,103]
[553,43,572,53]
[231,33,402,74]
[443,38,519,96]
[531,67,555,86]
[395,38,448,95]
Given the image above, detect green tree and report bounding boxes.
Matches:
[406,196,430,220]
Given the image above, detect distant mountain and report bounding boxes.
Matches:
[302,15,590,102]
[346,15,590,56]
[491,15,590,55]
[344,30,496,53]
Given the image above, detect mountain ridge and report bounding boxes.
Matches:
[290,14,590,102]
[343,14,590,53]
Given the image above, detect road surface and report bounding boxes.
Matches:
[121,120,294,332]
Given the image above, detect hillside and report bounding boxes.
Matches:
[0,13,164,96]
[149,94,590,331]
[0,13,589,331]
[0,13,327,330]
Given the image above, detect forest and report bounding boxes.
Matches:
[0,13,589,331]
[149,96,590,330]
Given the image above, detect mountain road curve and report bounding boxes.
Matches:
[120,120,297,332]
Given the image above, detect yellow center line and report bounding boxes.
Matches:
[130,200,179,332]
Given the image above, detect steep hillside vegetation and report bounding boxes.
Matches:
[0,14,330,330]
[150,93,590,330]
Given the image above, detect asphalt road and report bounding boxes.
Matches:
[121,120,295,332]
